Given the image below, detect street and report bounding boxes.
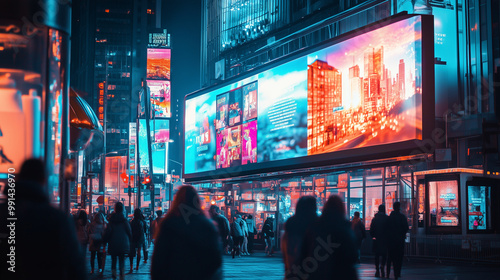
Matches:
[86,248,500,280]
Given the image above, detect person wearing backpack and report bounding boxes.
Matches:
[88,212,106,275]
[129,208,148,272]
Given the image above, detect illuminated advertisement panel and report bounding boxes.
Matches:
[147,48,170,80]
[138,119,169,175]
[184,15,434,179]
[147,80,171,118]
[429,180,459,227]
[467,185,490,231]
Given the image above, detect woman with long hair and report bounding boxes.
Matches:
[88,212,106,275]
[151,185,222,280]
[129,208,148,272]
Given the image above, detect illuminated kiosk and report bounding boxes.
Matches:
[0,0,72,210]
[183,13,499,260]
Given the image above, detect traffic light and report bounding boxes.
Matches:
[142,176,151,185]
[120,172,129,184]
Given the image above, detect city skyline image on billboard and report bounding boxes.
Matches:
[147,48,171,80]
[184,16,424,177]
[306,17,422,155]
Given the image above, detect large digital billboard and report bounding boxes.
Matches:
[184,15,434,180]
[138,119,169,175]
[147,80,171,118]
[147,48,170,80]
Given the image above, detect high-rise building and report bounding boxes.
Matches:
[398,59,405,100]
[307,60,342,155]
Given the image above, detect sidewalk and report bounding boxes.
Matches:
[85,249,500,280]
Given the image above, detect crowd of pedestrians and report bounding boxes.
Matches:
[0,158,411,280]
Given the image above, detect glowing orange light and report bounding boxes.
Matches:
[105,9,109,13]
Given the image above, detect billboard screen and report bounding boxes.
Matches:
[147,80,171,118]
[147,48,170,80]
[184,15,434,180]
[138,119,169,175]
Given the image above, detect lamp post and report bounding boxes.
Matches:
[168,159,183,205]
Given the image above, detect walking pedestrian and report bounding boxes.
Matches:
[104,202,132,280]
[0,158,87,280]
[370,204,389,278]
[240,215,250,255]
[245,214,256,253]
[89,212,106,275]
[386,202,409,280]
[151,185,222,280]
[231,214,244,258]
[263,217,275,256]
[129,208,148,272]
[151,210,163,242]
[76,210,90,254]
[304,195,358,280]
[351,211,366,263]
[282,196,318,279]
[209,205,230,254]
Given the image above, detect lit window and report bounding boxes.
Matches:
[147,9,152,14]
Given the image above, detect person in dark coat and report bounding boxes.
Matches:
[303,195,358,280]
[76,210,90,253]
[370,204,389,278]
[245,214,256,253]
[262,217,275,256]
[282,196,318,279]
[351,211,366,263]
[0,159,87,280]
[386,202,409,280]
[151,185,222,280]
[129,208,148,272]
[151,210,163,242]
[88,212,106,275]
[231,214,244,258]
[209,205,230,254]
[104,202,132,280]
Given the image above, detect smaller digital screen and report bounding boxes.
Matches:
[429,180,459,227]
[468,185,489,230]
[147,80,171,118]
[147,48,170,80]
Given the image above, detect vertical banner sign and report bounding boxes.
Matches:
[129,122,137,187]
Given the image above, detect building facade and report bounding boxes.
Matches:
[195,0,500,261]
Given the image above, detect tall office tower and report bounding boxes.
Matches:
[349,65,363,108]
[307,60,342,154]
[399,59,405,100]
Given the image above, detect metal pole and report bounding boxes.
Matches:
[144,85,155,215]
[136,115,141,209]
[101,47,108,213]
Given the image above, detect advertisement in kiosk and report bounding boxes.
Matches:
[184,15,428,178]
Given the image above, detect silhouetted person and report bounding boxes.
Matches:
[370,204,389,278]
[282,196,318,279]
[351,211,366,263]
[129,208,148,272]
[104,202,131,280]
[386,202,409,280]
[151,185,222,280]
[0,158,87,280]
[245,214,256,253]
[76,210,90,253]
[231,214,244,258]
[263,217,275,256]
[89,212,106,275]
[151,210,163,242]
[304,195,358,280]
[209,205,230,254]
